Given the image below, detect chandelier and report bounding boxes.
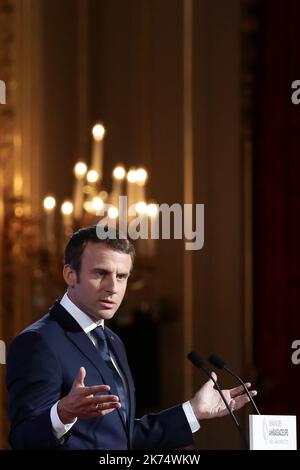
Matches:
[42,122,158,260]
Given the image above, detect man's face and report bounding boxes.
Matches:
[64,242,132,322]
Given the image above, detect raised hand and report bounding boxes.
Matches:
[190,372,257,420]
[57,367,121,424]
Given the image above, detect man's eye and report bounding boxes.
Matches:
[117,275,127,280]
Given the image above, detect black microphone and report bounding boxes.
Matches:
[208,353,260,415]
[187,351,248,450]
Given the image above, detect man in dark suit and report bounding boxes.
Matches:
[6,225,257,450]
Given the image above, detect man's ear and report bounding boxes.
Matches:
[63,265,77,287]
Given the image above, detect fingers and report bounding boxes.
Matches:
[73,367,86,388]
[232,390,258,410]
[65,391,121,420]
[230,383,252,398]
[233,395,250,410]
[82,384,111,396]
[92,400,122,416]
[86,394,120,407]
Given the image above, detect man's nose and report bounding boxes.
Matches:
[104,275,117,294]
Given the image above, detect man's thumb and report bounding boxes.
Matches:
[210,371,217,383]
[73,366,86,388]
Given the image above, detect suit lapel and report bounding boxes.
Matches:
[105,328,136,436]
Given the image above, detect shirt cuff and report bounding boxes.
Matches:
[50,401,77,440]
[182,401,201,433]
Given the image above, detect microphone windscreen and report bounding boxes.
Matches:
[208,353,226,370]
[187,351,204,369]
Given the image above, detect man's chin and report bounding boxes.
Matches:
[85,305,118,322]
[97,308,117,320]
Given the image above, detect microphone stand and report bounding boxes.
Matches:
[208,354,260,415]
[187,351,249,450]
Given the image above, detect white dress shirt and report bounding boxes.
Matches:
[51,292,200,439]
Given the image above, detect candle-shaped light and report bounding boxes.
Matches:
[61,200,73,232]
[87,169,99,184]
[106,206,118,229]
[108,206,119,219]
[91,196,104,215]
[86,169,99,198]
[91,123,105,180]
[60,200,73,253]
[73,161,87,221]
[83,200,94,214]
[43,195,56,249]
[135,168,148,204]
[112,165,126,208]
[136,201,147,215]
[127,168,137,215]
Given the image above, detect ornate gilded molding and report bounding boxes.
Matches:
[0,0,15,450]
[0,0,44,449]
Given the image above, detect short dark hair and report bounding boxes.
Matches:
[64,225,135,279]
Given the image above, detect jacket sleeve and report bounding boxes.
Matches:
[6,331,67,449]
[133,404,194,449]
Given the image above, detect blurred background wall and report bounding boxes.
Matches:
[0,0,299,450]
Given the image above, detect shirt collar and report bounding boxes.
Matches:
[60,292,104,334]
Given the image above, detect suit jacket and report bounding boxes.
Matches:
[6,302,194,450]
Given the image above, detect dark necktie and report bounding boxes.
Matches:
[92,326,127,423]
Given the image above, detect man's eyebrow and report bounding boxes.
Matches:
[90,268,130,276]
[90,267,110,273]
